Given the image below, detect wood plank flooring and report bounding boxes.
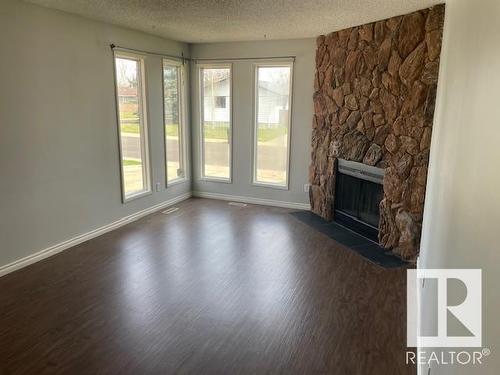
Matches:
[0,198,415,375]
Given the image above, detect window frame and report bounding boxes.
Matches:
[162,58,188,187]
[198,63,233,183]
[252,61,294,190]
[113,51,152,203]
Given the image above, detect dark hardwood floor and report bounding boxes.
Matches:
[0,198,414,375]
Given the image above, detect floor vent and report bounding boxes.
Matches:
[162,207,179,215]
[228,202,248,207]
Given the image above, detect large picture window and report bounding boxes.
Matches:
[163,59,186,184]
[253,63,293,188]
[199,65,232,181]
[114,53,151,201]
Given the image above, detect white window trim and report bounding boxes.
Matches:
[198,63,233,183]
[113,51,152,203]
[163,58,188,187]
[251,61,294,190]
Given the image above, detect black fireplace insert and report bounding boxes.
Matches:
[334,159,384,242]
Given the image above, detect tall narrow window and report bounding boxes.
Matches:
[253,63,293,188]
[163,59,185,184]
[114,53,151,201]
[200,65,232,181]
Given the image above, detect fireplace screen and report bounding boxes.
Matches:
[334,160,384,242]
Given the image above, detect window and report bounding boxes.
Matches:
[114,53,151,201]
[199,65,232,181]
[253,63,293,188]
[163,59,186,184]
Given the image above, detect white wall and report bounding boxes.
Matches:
[419,0,500,373]
[0,0,191,270]
[190,39,315,206]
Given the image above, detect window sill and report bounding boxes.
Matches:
[123,189,152,203]
[199,176,232,184]
[167,177,189,187]
[252,181,289,191]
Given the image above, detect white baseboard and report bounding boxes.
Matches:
[0,191,308,278]
[0,192,192,278]
[193,191,311,210]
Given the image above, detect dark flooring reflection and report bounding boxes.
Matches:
[0,198,414,375]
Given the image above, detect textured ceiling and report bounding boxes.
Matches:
[25,0,443,43]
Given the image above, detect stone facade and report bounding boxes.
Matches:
[309,5,445,261]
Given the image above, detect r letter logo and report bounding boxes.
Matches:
[407,269,482,347]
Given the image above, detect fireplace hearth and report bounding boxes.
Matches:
[334,159,384,242]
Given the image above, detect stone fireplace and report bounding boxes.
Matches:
[334,159,384,242]
[309,5,445,261]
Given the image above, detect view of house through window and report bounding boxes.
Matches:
[114,54,150,199]
[114,59,291,195]
[254,64,292,187]
[200,66,232,180]
[163,60,184,184]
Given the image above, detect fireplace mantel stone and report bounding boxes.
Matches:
[309,5,445,261]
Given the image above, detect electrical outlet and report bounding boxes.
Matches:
[304,183,311,193]
[156,182,161,192]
